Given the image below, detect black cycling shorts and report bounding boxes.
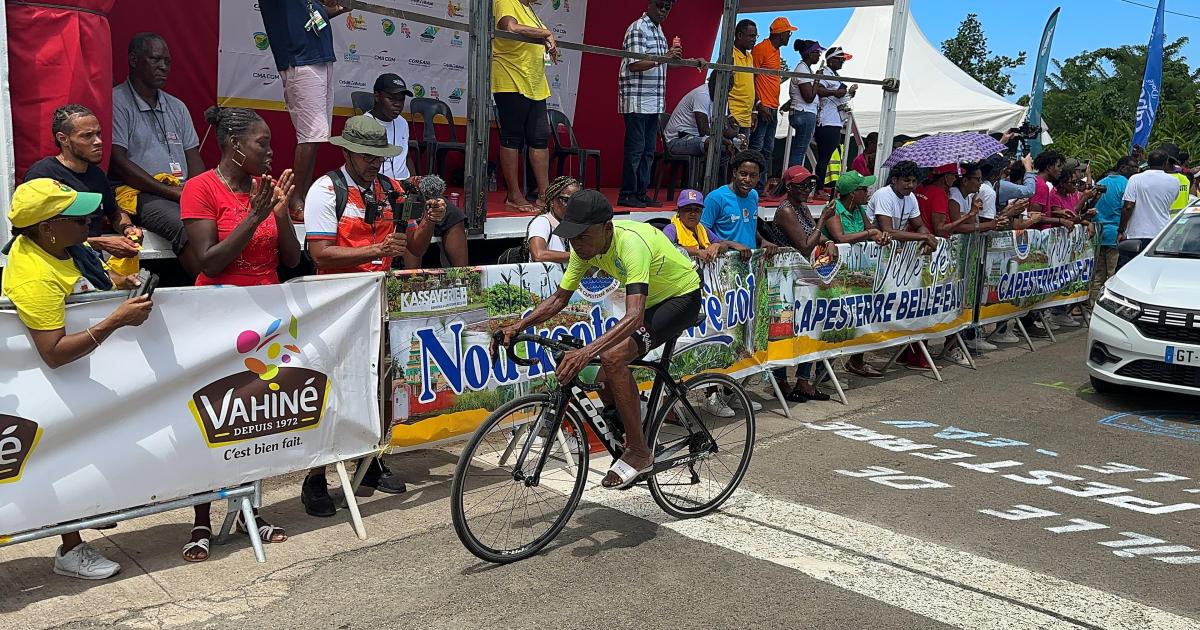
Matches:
[633,289,704,356]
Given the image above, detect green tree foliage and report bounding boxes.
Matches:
[941,13,1027,97]
[1041,37,1200,167]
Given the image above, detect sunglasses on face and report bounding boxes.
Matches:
[49,215,88,225]
[788,181,816,189]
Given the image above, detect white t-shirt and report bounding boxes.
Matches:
[527,213,568,254]
[868,185,920,228]
[816,67,844,127]
[789,61,819,115]
[976,181,999,220]
[1122,169,1178,239]
[947,186,979,219]
[664,84,712,140]
[364,111,411,181]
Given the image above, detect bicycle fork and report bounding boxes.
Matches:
[504,392,576,487]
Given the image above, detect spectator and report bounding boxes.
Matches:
[748,17,797,192]
[980,156,1031,346]
[868,160,938,371]
[851,132,878,176]
[915,164,959,237]
[25,105,140,260]
[701,150,780,258]
[663,189,741,262]
[1090,156,1138,307]
[617,0,680,209]
[1027,150,1071,230]
[786,39,823,170]
[257,0,348,216]
[527,176,581,264]
[1169,157,1191,215]
[814,47,857,198]
[728,20,758,140]
[1045,169,1102,329]
[492,0,558,213]
[301,115,416,515]
[998,154,1037,208]
[1,179,152,579]
[364,73,415,182]
[179,106,299,560]
[761,165,833,402]
[1120,150,1178,259]
[946,163,1009,235]
[110,33,205,276]
[664,74,735,163]
[824,171,888,378]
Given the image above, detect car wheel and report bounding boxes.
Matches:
[1090,375,1118,394]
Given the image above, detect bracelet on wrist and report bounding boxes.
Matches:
[86,326,100,347]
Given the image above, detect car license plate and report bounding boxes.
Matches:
[1164,346,1200,366]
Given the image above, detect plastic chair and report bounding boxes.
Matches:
[548,109,601,188]
[350,91,373,115]
[410,97,466,176]
[653,113,702,202]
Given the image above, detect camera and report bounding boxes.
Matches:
[1094,184,1108,194]
[1014,122,1042,140]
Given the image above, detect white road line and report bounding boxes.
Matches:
[547,475,1196,629]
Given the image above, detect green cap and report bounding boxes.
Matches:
[836,170,877,195]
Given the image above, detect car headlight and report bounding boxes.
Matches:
[1097,289,1141,321]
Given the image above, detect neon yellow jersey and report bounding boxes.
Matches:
[1171,173,1190,213]
[560,221,700,307]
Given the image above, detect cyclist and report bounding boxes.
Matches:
[495,189,703,489]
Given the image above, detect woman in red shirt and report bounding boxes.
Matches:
[178,106,300,562]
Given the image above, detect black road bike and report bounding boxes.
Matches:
[450,329,756,563]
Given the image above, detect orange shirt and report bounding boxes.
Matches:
[752,39,782,109]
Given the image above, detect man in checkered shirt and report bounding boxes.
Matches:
[617,0,682,209]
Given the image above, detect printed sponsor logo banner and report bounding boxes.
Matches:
[218,0,587,119]
[978,226,1095,325]
[765,238,974,365]
[0,275,384,536]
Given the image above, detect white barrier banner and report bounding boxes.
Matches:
[218,0,587,119]
[0,274,384,536]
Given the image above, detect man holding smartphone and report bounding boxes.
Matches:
[300,115,454,515]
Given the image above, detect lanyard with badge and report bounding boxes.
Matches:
[128,82,185,177]
[304,1,328,33]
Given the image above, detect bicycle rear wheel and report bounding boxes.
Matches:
[646,373,756,518]
[450,393,589,563]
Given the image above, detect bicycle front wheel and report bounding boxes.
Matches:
[646,373,756,519]
[450,394,589,563]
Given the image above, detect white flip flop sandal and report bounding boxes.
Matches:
[182,525,211,562]
[602,458,652,490]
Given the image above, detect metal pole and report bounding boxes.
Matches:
[464,0,493,235]
[873,0,910,188]
[703,0,739,193]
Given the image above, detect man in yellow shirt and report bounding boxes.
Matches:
[728,20,758,138]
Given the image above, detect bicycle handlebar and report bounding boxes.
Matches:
[491,331,602,392]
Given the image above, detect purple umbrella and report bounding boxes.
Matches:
[882,132,1007,169]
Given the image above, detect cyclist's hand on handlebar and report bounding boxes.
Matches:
[490,324,521,361]
[555,347,591,387]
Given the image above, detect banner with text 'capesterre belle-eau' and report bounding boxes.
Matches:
[0,275,384,536]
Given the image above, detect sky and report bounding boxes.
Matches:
[728,0,1200,102]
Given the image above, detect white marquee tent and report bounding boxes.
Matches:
[775,6,1030,139]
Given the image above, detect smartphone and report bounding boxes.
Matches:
[132,271,160,299]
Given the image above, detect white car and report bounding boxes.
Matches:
[1088,208,1200,396]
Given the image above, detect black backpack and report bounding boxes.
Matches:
[325,169,405,224]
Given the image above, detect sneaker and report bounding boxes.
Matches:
[53,543,120,580]
[1049,313,1082,328]
[301,474,337,517]
[1038,317,1060,331]
[729,396,762,412]
[703,393,736,418]
[358,459,407,496]
[944,345,972,367]
[965,337,997,352]
[989,328,1021,344]
[617,196,646,209]
[637,194,664,208]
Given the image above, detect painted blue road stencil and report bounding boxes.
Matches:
[1099,411,1200,444]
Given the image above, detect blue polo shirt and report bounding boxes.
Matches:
[701,185,759,249]
[1094,173,1128,247]
[258,0,336,72]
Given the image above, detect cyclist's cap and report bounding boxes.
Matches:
[553,189,613,239]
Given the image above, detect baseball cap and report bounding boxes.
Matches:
[675,189,704,209]
[373,73,414,97]
[553,189,613,239]
[826,46,853,61]
[8,178,101,229]
[836,171,876,195]
[782,165,817,186]
[769,17,798,34]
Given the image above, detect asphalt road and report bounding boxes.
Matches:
[3,329,1197,630]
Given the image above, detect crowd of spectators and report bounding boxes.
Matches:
[3,0,1194,580]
